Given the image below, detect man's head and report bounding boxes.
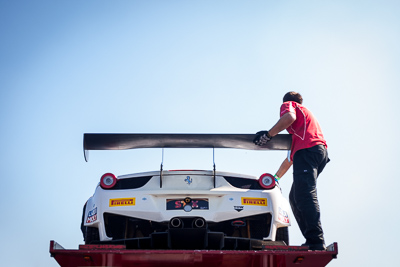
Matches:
[283,91,303,104]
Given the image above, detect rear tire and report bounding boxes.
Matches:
[81,203,100,244]
[84,226,100,244]
[276,227,289,245]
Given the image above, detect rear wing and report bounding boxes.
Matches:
[83,133,292,162]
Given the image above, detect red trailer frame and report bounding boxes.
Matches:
[50,240,338,267]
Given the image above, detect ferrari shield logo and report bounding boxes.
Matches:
[184,176,192,185]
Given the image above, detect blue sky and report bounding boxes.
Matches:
[1,1,399,266]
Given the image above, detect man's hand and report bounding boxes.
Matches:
[253,130,272,146]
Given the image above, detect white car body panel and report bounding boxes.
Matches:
[84,170,291,242]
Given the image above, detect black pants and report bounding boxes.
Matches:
[289,145,329,245]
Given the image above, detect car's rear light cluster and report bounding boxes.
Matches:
[258,173,275,189]
[100,173,118,189]
[223,175,276,190]
[100,172,276,190]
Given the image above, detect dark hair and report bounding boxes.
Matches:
[283,91,303,104]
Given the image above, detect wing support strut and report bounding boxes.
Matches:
[160,148,164,188]
[213,147,216,188]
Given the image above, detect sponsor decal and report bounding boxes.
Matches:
[109,198,135,207]
[234,206,244,212]
[166,198,209,210]
[278,207,289,223]
[241,197,268,206]
[184,176,192,185]
[86,207,97,223]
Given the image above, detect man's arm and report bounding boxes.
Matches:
[268,112,296,137]
[271,112,295,179]
[276,158,293,178]
[253,109,296,146]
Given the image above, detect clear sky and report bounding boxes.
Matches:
[1,1,399,266]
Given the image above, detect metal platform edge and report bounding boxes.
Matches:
[50,240,338,267]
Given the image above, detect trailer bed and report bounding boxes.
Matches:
[50,240,338,267]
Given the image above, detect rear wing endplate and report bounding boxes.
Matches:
[83,133,292,162]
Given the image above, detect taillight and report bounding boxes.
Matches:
[258,173,275,189]
[100,173,117,189]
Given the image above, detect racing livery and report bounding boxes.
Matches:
[81,133,292,250]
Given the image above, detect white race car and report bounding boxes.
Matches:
[81,133,292,250]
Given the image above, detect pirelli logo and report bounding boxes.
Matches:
[241,197,268,206]
[109,198,135,207]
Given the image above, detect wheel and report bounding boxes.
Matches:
[84,226,100,244]
[276,227,289,245]
[81,203,100,244]
[80,203,87,241]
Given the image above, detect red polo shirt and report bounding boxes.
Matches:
[280,101,327,161]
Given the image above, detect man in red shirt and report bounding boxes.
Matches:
[253,92,329,250]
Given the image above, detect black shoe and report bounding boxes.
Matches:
[301,243,326,251]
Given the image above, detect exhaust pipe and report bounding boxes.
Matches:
[193,218,206,228]
[170,217,183,228]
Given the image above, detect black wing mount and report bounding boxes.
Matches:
[83,133,292,162]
